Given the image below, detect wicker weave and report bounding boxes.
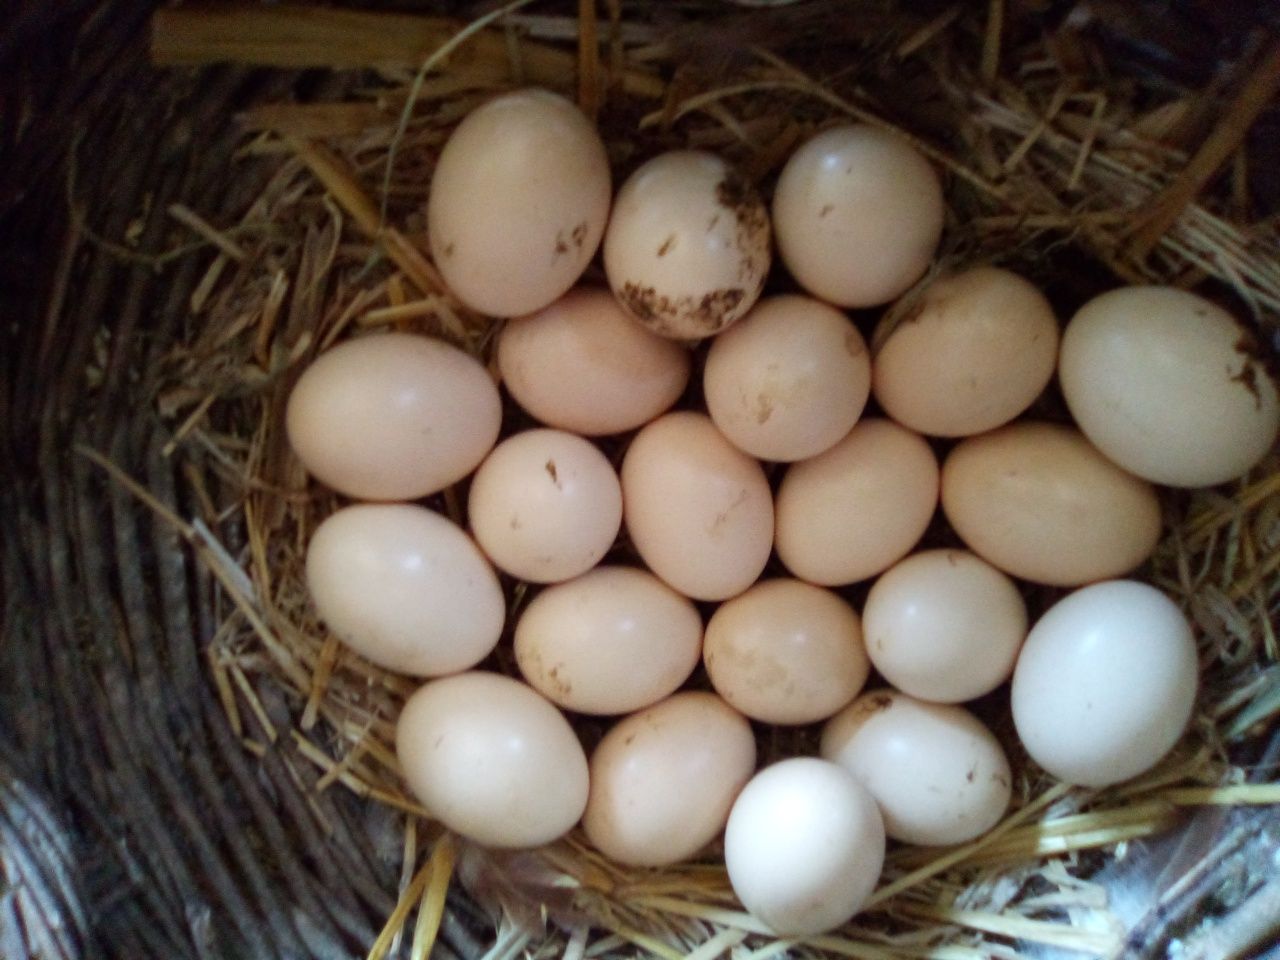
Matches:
[2,3,1278,959]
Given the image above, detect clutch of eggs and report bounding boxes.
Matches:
[281,86,1280,938]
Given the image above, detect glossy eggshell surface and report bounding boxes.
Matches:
[286,333,501,500]
[621,412,774,601]
[872,267,1059,437]
[941,422,1162,586]
[428,89,611,317]
[604,151,770,339]
[498,288,692,435]
[1011,580,1198,787]
[468,429,622,583]
[514,566,703,715]
[305,504,504,677]
[862,549,1027,703]
[724,758,885,937]
[704,295,871,462]
[1059,286,1280,487]
[703,579,870,725]
[583,692,756,867]
[821,691,1012,846]
[772,124,944,308]
[775,418,939,585]
[396,672,589,848]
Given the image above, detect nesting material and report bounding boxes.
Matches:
[106,4,1280,958]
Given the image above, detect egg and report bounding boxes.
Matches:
[772,124,944,308]
[1059,285,1280,487]
[775,418,939,586]
[821,691,1012,846]
[941,422,1162,586]
[1011,580,1199,787]
[621,412,773,601]
[286,333,500,500]
[396,672,589,848]
[862,549,1027,703]
[306,504,503,676]
[583,692,756,867]
[703,295,871,462]
[724,758,885,937]
[872,267,1059,437]
[604,151,770,339]
[468,429,621,583]
[514,566,702,715]
[428,88,611,317]
[497,287,692,435]
[703,579,870,725]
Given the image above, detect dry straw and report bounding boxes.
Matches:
[75,2,1280,958]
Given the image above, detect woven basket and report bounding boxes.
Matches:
[3,3,1279,959]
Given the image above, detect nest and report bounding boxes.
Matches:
[3,2,1280,959]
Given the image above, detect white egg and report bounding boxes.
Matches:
[1011,580,1199,787]
[725,758,884,937]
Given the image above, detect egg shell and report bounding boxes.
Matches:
[498,288,692,435]
[583,692,756,867]
[396,672,589,848]
[468,429,622,583]
[772,124,944,308]
[1059,285,1280,487]
[872,267,1059,437]
[514,566,703,715]
[704,295,872,462]
[306,504,504,676]
[862,549,1027,703]
[703,579,870,725]
[1011,580,1199,787]
[286,333,500,500]
[821,691,1012,846]
[428,88,611,317]
[775,418,939,586]
[724,758,885,937]
[941,421,1162,586]
[604,151,770,339]
[621,412,774,601]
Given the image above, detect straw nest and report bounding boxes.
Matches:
[3,2,1280,960]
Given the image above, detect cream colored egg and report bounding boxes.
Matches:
[941,422,1162,586]
[775,418,939,585]
[772,124,944,308]
[604,151,770,339]
[306,504,504,676]
[1012,580,1198,787]
[863,549,1027,703]
[286,333,500,500]
[872,267,1059,436]
[821,691,1012,846]
[396,672,589,848]
[1059,286,1280,487]
[498,288,692,435]
[704,295,871,461]
[468,429,622,583]
[428,88,610,317]
[704,579,870,725]
[621,412,773,601]
[514,566,703,715]
[725,758,885,937]
[583,692,756,867]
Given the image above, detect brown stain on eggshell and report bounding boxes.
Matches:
[619,282,746,339]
